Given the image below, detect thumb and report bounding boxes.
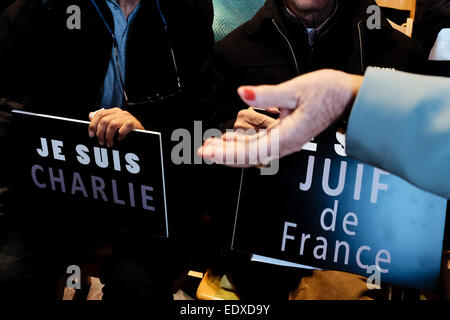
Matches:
[237,83,298,111]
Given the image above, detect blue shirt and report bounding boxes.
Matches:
[99,0,141,108]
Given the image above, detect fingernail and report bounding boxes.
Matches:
[99,140,104,146]
[89,130,94,138]
[243,89,256,101]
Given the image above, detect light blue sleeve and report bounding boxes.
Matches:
[346,67,450,199]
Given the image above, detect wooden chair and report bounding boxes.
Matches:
[376,0,416,37]
[442,251,450,300]
[59,244,112,300]
[196,270,239,300]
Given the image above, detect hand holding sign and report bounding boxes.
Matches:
[233,107,280,131]
[88,107,144,147]
[12,110,169,237]
[198,69,363,166]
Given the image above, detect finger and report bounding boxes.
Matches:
[199,131,274,168]
[237,84,298,110]
[200,137,216,153]
[233,119,259,131]
[233,109,252,130]
[105,117,125,147]
[222,131,248,142]
[96,114,119,146]
[88,108,120,138]
[117,119,138,142]
[200,141,243,167]
[198,138,219,161]
[252,113,277,129]
[210,135,261,167]
[233,130,275,164]
[202,137,216,147]
[222,131,254,165]
[234,109,277,131]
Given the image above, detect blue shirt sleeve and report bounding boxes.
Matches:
[346,67,450,199]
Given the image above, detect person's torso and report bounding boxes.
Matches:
[214,0,423,116]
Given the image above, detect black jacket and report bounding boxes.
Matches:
[212,0,425,126]
[414,0,450,55]
[0,0,215,132]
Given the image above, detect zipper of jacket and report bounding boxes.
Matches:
[272,18,365,75]
[272,19,300,75]
[357,20,365,73]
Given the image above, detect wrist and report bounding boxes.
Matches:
[337,74,363,134]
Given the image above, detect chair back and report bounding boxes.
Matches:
[376,0,417,37]
[376,0,416,18]
[212,0,265,41]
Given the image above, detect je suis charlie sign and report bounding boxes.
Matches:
[232,124,447,291]
[11,110,168,237]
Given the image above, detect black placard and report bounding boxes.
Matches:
[11,110,169,238]
[232,125,447,291]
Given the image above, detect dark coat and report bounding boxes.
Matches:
[0,0,215,132]
[212,0,425,126]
